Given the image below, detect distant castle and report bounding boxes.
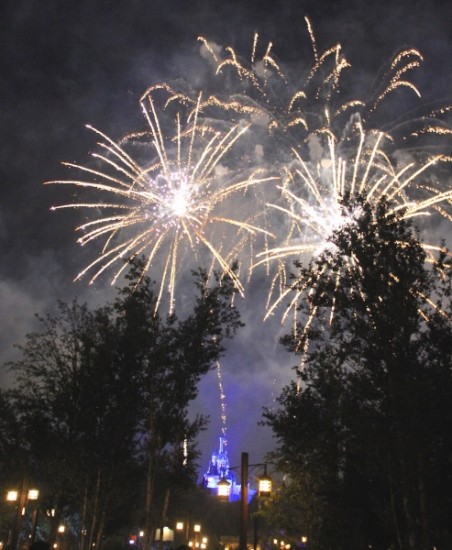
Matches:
[201,436,256,502]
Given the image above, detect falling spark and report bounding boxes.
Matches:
[46,93,277,312]
[258,122,451,323]
[183,438,188,466]
[215,361,228,442]
[195,18,442,163]
[193,24,451,336]
[47,19,452,394]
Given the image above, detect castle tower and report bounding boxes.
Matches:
[203,436,235,490]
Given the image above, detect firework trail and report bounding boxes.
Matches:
[194,20,452,326]
[47,18,451,345]
[256,130,450,378]
[46,91,277,312]
[215,361,228,443]
[196,17,452,160]
[258,122,451,322]
[44,16,452,431]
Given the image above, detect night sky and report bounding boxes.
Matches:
[1,0,451,475]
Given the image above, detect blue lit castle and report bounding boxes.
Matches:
[202,436,256,502]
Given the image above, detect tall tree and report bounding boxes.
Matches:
[4,297,143,547]
[115,260,243,548]
[3,259,243,549]
[264,197,452,550]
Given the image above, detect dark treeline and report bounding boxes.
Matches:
[0,260,243,550]
[1,199,451,550]
[263,198,452,550]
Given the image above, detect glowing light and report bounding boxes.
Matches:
[48,18,451,335]
[195,18,439,164]
[6,491,18,502]
[183,438,188,466]
[216,361,228,442]
[258,123,451,324]
[47,94,276,312]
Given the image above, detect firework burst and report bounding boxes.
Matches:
[45,93,277,312]
[193,20,451,325]
[47,18,452,322]
[195,17,451,157]
[258,121,451,334]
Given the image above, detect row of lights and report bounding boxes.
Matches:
[6,488,40,549]
[217,465,273,500]
[176,522,208,549]
[273,536,308,548]
[5,489,68,550]
[129,522,207,548]
[5,465,273,550]
[7,489,39,504]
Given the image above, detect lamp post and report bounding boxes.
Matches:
[193,524,201,549]
[28,490,40,546]
[57,524,65,550]
[6,485,40,550]
[175,522,185,546]
[217,453,272,550]
[185,523,202,549]
[239,453,248,550]
[253,464,272,550]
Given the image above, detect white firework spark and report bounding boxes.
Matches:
[46,93,277,312]
[258,122,451,329]
[48,20,452,324]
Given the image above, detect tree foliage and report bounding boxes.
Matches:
[264,198,452,550]
[0,258,243,549]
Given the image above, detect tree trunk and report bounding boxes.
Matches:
[417,449,429,550]
[88,468,102,550]
[158,489,171,550]
[80,483,89,550]
[95,513,105,550]
[388,460,403,550]
[144,396,159,550]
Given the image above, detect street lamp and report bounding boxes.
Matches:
[6,486,40,550]
[28,490,39,501]
[175,518,201,547]
[193,524,201,548]
[253,464,273,550]
[186,523,203,549]
[28,490,40,546]
[216,453,272,550]
[216,476,231,502]
[257,465,272,496]
[55,524,66,550]
[175,520,187,546]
